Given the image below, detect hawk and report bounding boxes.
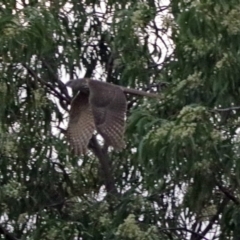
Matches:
[66,78,158,155]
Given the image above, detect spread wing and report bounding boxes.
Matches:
[88,80,127,150]
[66,92,95,155]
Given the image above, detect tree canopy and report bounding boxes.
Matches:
[1,0,240,239]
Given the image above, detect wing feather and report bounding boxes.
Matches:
[66,92,95,155]
[88,80,127,150]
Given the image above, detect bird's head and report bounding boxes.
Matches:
[66,78,89,92]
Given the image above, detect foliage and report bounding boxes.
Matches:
[0,0,240,239]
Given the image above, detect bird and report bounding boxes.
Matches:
[65,78,159,155]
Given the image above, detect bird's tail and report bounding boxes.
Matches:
[121,87,159,98]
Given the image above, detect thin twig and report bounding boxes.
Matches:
[213,106,240,112]
[159,227,209,240]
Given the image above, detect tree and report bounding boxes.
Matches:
[0,0,240,239]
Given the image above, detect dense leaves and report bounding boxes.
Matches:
[1,0,240,239]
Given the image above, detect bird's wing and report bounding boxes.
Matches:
[88,80,127,150]
[66,92,95,155]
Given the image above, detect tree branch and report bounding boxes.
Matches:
[40,58,71,100]
[196,198,230,240]
[159,227,209,240]
[88,135,118,196]
[213,106,240,112]
[22,63,70,111]
[0,224,19,240]
[216,183,239,205]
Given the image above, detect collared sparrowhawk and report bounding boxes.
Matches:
[66,78,158,155]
